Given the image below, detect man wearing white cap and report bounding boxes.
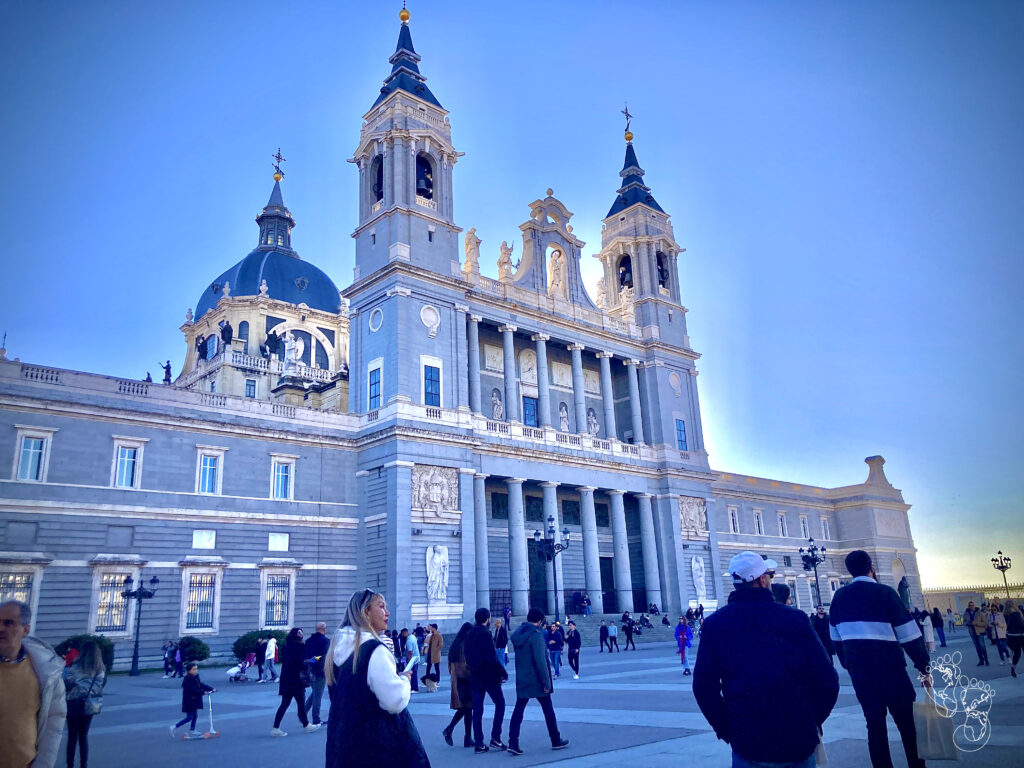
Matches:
[693,551,839,768]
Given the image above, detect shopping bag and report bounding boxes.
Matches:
[913,700,961,761]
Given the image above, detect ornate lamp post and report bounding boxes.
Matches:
[533,515,571,623]
[799,538,827,607]
[991,551,1012,600]
[122,573,160,676]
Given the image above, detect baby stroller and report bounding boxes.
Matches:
[226,652,256,682]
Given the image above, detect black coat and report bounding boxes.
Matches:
[811,613,835,654]
[255,642,267,664]
[305,631,331,678]
[693,587,839,764]
[278,638,309,696]
[181,674,214,713]
[464,625,505,690]
[493,625,509,650]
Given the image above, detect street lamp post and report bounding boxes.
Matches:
[799,538,827,607]
[122,573,160,676]
[991,551,1012,600]
[533,515,571,623]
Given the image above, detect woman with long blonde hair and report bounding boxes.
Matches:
[325,589,430,767]
[63,640,106,768]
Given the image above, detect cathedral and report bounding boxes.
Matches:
[0,9,922,666]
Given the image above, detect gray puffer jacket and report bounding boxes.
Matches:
[24,636,67,768]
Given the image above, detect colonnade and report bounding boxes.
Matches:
[467,316,646,444]
[472,474,662,617]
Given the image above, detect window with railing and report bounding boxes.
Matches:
[522,397,538,428]
[185,573,216,630]
[0,572,33,604]
[95,573,130,632]
[368,365,381,410]
[264,574,291,627]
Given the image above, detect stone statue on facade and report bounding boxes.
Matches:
[283,331,303,373]
[559,402,570,432]
[220,321,233,346]
[159,360,172,384]
[595,278,607,309]
[679,496,708,533]
[463,228,481,275]
[619,285,636,323]
[491,389,504,421]
[259,279,269,297]
[547,248,565,298]
[185,308,193,322]
[586,407,600,436]
[691,556,707,603]
[222,281,231,298]
[426,544,449,602]
[498,240,515,281]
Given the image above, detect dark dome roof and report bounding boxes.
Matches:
[195,247,341,319]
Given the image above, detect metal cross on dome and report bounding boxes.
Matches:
[272,148,286,178]
[621,104,633,133]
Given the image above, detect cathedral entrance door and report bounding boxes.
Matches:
[527,539,548,611]
[599,557,616,614]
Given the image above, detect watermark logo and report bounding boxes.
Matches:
[927,651,996,753]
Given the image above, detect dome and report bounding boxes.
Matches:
[195,247,341,319]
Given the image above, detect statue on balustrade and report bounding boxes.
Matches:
[159,360,172,384]
[259,279,269,297]
[559,402,570,432]
[547,248,565,297]
[498,240,515,281]
[463,227,481,275]
[586,408,600,436]
[595,278,607,309]
[219,321,233,345]
[491,389,504,420]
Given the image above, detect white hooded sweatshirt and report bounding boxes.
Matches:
[331,627,410,714]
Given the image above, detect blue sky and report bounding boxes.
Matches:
[2,1,1021,588]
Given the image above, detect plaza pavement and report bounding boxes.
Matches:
[73,632,1022,767]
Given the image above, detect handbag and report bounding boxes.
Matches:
[298,661,312,688]
[913,699,961,761]
[68,673,102,716]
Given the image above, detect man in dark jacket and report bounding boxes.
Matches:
[464,607,507,753]
[811,605,835,662]
[829,550,931,768]
[507,608,569,756]
[693,551,839,767]
[598,621,609,653]
[304,622,330,725]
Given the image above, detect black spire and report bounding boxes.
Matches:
[256,158,296,253]
[606,132,664,218]
[373,8,442,108]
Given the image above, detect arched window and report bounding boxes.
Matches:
[315,341,329,370]
[415,154,434,200]
[238,321,249,354]
[266,232,274,245]
[370,155,384,203]
[656,252,668,288]
[277,234,284,246]
[618,255,634,289]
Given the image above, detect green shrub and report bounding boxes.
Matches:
[55,635,116,670]
[232,629,288,662]
[177,635,211,664]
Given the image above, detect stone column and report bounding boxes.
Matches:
[540,481,564,619]
[608,490,634,612]
[597,351,617,440]
[636,493,662,611]
[499,325,519,422]
[578,486,602,606]
[626,359,646,445]
[474,473,490,610]
[532,333,551,427]
[507,478,529,616]
[468,315,482,414]
[568,343,588,434]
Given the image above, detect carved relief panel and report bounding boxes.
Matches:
[412,465,461,524]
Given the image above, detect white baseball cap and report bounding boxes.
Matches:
[729,551,778,584]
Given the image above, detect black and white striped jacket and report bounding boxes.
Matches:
[829,576,929,680]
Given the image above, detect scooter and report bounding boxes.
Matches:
[203,693,219,738]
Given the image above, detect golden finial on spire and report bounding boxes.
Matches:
[622,103,634,143]
[272,148,286,182]
[399,1,410,23]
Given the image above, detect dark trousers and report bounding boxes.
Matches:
[935,626,946,646]
[174,661,184,677]
[471,683,505,747]
[305,676,326,724]
[174,711,198,730]
[274,691,309,729]
[567,648,580,675]
[623,632,636,650]
[609,636,620,651]
[508,695,560,748]
[163,657,173,675]
[66,713,93,767]
[256,661,265,679]
[599,637,609,652]
[853,676,924,768]
[970,632,989,663]
[446,707,472,742]
[1009,635,1024,666]
[427,661,441,682]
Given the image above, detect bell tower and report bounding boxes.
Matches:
[350,6,461,282]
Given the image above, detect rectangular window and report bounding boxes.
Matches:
[561,499,581,526]
[18,437,45,481]
[786,577,801,609]
[490,492,508,520]
[800,515,810,539]
[95,573,130,632]
[115,446,138,488]
[754,510,764,536]
[192,530,216,549]
[525,496,544,523]
[675,419,688,451]
[210,381,216,393]
[185,573,217,630]
[272,461,292,500]
[728,506,739,534]
[821,518,831,540]
[424,365,441,407]
[829,579,840,599]
[595,502,611,528]
[0,572,33,604]
[199,455,218,494]
[245,379,257,398]
[368,365,381,410]
[778,512,788,537]
[783,555,793,567]
[268,533,290,552]
[522,397,538,428]
[264,574,291,628]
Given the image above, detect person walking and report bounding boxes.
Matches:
[424,623,444,689]
[598,621,609,653]
[169,663,214,739]
[545,623,564,679]
[304,622,330,725]
[403,628,420,694]
[63,639,106,768]
[173,644,184,678]
[694,552,838,768]
[271,627,320,736]
[564,621,582,680]
[161,640,175,678]
[1004,599,1024,678]
[829,550,931,768]
[325,589,430,768]
[964,601,990,666]
[622,616,636,651]
[464,607,507,753]
[930,607,947,648]
[918,608,936,653]
[442,622,474,749]
[947,608,956,633]
[811,605,836,663]
[674,616,693,675]
[507,608,570,756]
[990,604,1010,665]
[607,621,620,652]
[264,633,280,682]
[493,618,509,670]
[255,636,268,683]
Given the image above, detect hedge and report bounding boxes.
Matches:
[232,629,288,662]
[177,635,211,664]
[55,635,116,670]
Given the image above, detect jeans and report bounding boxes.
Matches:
[548,650,562,676]
[408,662,419,691]
[970,632,989,664]
[508,695,560,747]
[996,638,1010,661]
[305,675,326,723]
[853,675,924,768]
[496,649,508,669]
[608,636,619,651]
[264,659,278,680]
[274,691,309,729]
[66,713,93,767]
[731,752,815,768]
[935,626,946,646]
[174,711,198,731]
[471,683,505,747]
[583,605,592,616]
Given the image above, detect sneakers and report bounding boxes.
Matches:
[552,738,570,750]
[169,725,176,740]
[303,723,322,733]
[257,678,266,683]
[489,738,507,750]
[507,744,524,756]
[442,727,453,747]
[474,745,490,754]
[573,673,579,680]
[162,674,170,679]
[1011,664,1017,678]
[186,732,204,740]
[683,668,691,676]
[271,728,287,737]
